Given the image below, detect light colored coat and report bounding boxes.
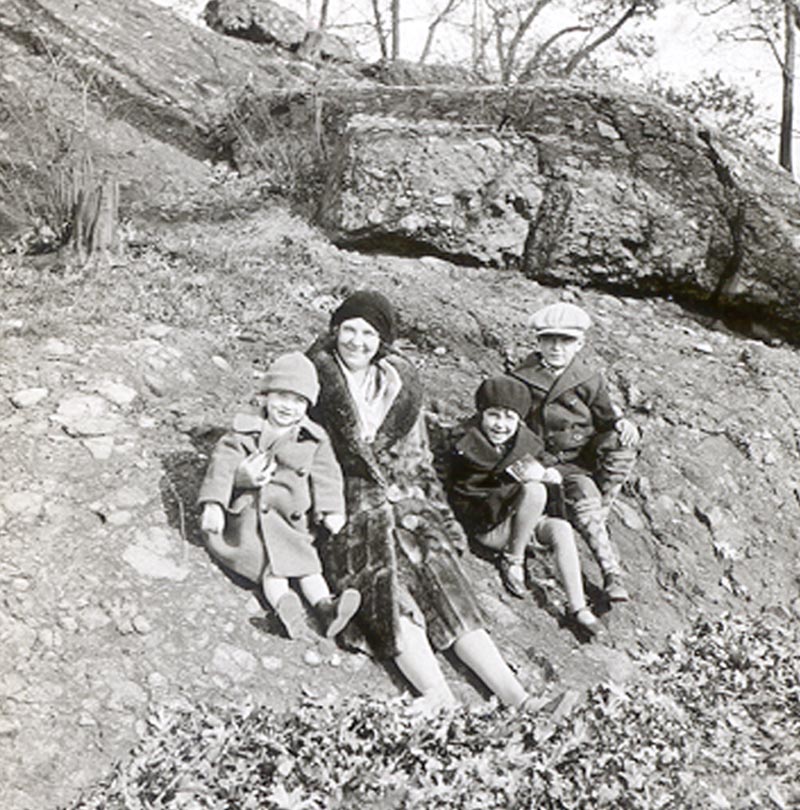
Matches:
[198,413,344,581]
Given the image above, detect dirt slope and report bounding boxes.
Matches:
[1,200,799,809]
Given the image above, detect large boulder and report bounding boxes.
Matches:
[273,83,800,340]
[203,0,306,49]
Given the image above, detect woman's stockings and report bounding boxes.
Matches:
[452,628,528,708]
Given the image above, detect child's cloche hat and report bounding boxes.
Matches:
[529,302,591,338]
[475,376,532,420]
[260,352,320,405]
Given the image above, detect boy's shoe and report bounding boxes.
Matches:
[498,556,527,599]
[570,607,603,637]
[316,588,361,638]
[603,573,630,603]
[275,591,306,639]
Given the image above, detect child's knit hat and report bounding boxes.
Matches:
[529,302,591,337]
[260,352,320,405]
[330,290,396,344]
[475,376,531,420]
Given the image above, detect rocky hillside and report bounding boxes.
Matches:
[1,3,799,809]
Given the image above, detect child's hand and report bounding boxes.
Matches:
[234,451,277,489]
[615,418,640,447]
[201,502,225,535]
[322,513,346,534]
[542,467,562,485]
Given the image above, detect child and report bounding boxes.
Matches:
[447,375,602,636]
[510,302,640,603]
[198,351,360,640]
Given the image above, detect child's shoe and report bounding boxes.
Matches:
[603,573,630,603]
[570,606,603,637]
[315,588,361,638]
[275,591,306,639]
[498,554,526,598]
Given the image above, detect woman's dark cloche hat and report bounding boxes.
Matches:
[330,290,396,344]
[475,376,532,420]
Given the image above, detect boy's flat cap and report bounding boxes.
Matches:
[529,302,591,337]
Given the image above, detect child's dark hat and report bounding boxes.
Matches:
[330,290,396,344]
[475,376,531,419]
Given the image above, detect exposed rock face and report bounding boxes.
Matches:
[302,84,800,339]
[0,0,313,158]
[204,0,306,49]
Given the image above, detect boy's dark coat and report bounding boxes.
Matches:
[308,337,484,659]
[510,350,618,465]
[198,414,344,581]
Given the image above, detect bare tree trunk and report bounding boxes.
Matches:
[370,0,388,59]
[779,0,797,171]
[59,153,118,265]
[391,0,400,59]
[319,0,330,29]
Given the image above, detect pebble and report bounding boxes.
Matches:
[122,545,189,582]
[211,643,257,683]
[9,387,48,408]
[303,649,322,667]
[42,338,75,356]
[95,380,138,407]
[2,491,44,518]
[261,656,282,672]
[80,605,112,631]
[83,436,115,460]
[211,355,231,371]
[132,615,152,635]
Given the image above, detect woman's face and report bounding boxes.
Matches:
[335,317,381,371]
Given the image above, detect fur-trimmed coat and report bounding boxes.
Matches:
[447,419,561,535]
[510,351,619,467]
[197,413,344,582]
[308,337,485,659]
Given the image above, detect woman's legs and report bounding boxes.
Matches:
[394,616,455,704]
[452,629,528,708]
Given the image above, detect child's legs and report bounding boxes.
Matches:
[297,573,331,607]
[536,517,587,612]
[261,574,290,608]
[476,481,547,561]
[562,473,621,577]
[592,430,637,508]
[452,628,528,708]
[394,615,454,699]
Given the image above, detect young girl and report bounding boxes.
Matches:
[198,351,360,640]
[447,375,601,636]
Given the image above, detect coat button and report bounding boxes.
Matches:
[290,511,302,522]
[296,469,307,477]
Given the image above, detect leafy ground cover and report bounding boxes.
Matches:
[65,614,799,810]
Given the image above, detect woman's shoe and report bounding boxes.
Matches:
[570,606,603,637]
[498,555,527,598]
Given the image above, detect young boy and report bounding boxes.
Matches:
[198,351,360,639]
[510,302,639,603]
[447,375,601,635]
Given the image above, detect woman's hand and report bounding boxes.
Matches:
[322,512,346,534]
[201,502,225,535]
[615,418,640,447]
[234,451,276,489]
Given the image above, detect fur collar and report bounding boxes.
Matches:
[307,337,423,482]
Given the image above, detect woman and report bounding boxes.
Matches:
[305,290,531,712]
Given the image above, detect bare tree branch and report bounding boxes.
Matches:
[563,0,642,75]
[519,24,590,78]
[419,0,464,64]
